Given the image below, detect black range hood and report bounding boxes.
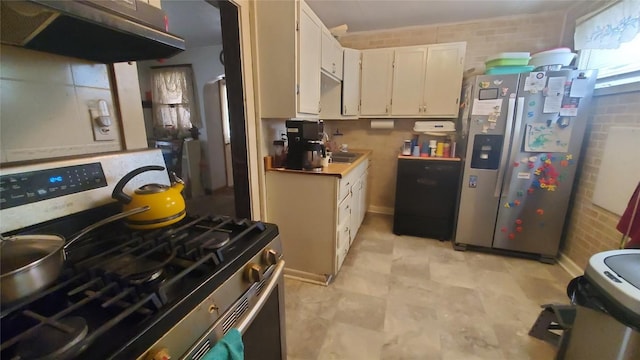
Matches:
[0,0,185,63]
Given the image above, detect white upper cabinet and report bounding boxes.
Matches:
[254,0,321,118]
[298,3,322,114]
[391,47,427,116]
[321,29,343,81]
[360,49,394,116]
[366,42,466,118]
[423,43,466,117]
[342,48,361,116]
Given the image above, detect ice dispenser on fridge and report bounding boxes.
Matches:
[470,135,503,170]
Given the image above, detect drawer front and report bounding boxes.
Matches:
[339,158,369,201]
[339,173,355,201]
[338,193,352,225]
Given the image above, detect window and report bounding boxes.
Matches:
[574,0,640,90]
[150,65,200,138]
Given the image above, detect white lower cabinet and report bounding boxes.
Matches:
[265,158,369,282]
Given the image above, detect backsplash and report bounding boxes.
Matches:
[0,46,122,163]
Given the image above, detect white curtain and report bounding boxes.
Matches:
[575,0,640,50]
[151,66,200,136]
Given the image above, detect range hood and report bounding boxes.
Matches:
[0,0,185,63]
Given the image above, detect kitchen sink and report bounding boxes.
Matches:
[330,152,361,163]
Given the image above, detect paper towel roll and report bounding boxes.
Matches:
[370,119,394,129]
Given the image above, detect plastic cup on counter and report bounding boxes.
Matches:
[412,145,420,157]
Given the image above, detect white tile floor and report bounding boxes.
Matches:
[284,213,574,359]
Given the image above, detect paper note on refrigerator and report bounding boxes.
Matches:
[543,95,563,113]
[525,124,572,152]
[523,72,546,92]
[547,77,567,96]
[471,99,503,116]
[570,78,590,97]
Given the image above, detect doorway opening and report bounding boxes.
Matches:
[135,0,250,218]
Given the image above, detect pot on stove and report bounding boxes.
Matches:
[111,166,186,230]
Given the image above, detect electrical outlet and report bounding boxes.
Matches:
[89,101,116,141]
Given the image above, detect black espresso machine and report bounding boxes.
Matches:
[285,120,325,170]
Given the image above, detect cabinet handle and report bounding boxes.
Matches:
[344,105,347,114]
[386,105,389,114]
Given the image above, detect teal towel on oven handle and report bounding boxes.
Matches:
[202,328,244,360]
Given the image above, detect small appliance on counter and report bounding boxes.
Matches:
[285,119,325,170]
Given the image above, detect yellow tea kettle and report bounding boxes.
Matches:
[111,166,186,230]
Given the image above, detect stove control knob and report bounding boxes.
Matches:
[145,347,171,360]
[263,248,279,266]
[245,263,263,283]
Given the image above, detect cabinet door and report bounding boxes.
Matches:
[342,48,361,116]
[360,49,394,116]
[332,38,343,80]
[336,219,350,272]
[359,170,367,225]
[349,179,361,244]
[298,4,321,115]
[321,29,343,81]
[391,47,427,116]
[423,43,465,117]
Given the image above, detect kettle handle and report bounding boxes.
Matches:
[111,165,165,204]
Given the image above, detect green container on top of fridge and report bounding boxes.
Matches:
[485,65,535,75]
[484,52,531,68]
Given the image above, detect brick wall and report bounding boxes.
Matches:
[563,91,640,268]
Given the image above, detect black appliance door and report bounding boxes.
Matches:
[243,283,284,359]
[393,159,462,239]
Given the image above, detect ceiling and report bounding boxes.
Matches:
[306,0,578,33]
[162,0,222,47]
[162,0,579,48]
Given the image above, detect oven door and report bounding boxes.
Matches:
[184,260,287,360]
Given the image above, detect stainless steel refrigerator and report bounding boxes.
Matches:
[454,69,597,262]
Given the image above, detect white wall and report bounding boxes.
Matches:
[0,46,124,163]
[137,44,226,191]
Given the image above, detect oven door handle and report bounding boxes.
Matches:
[236,259,285,335]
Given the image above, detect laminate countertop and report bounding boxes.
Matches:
[267,150,372,178]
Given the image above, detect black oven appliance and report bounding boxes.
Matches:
[0,149,286,359]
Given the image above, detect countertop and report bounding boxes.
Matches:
[397,155,461,161]
[267,150,372,178]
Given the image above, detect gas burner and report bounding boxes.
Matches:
[99,248,177,285]
[201,231,232,250]
[16,316,88,360]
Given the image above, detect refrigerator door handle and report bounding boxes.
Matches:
[500,97,525,197]
[494,97,518,198]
